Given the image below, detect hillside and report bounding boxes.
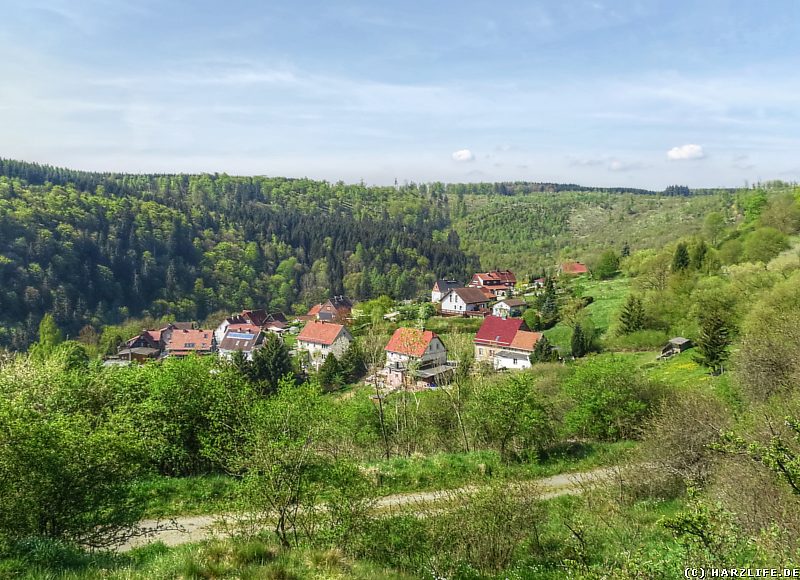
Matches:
[0,159,744,349]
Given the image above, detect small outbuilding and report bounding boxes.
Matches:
[660,337,693,359]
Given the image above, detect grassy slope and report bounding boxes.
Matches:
[544,276,631,352]
[455,191,726,275]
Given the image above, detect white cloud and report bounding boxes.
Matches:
[452,149,475,162]
[667,143,705,160]
[733,154,755,170]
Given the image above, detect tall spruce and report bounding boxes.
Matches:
[530,335,559,364]
[251,333,293,395]
[317,352,343,392]
[672,242,691,272]
[571,323,589,358]
[618,295,646,335]
[694,311,731,374]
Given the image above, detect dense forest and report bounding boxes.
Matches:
[0,160,478,348]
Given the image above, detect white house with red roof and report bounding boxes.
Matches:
[473,316,542,370]
[296,320,353,369]
[493,330,542,370]
[382,327,454,388]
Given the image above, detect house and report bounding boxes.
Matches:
[382,327,453,388]
[439,287,491,316]
[295,320,353,369]
[473,316,527,363]
[306,296,353,322]
[215,310,289,344]
[559,261,589,276]
[161,322,197,349]
[217,324,266,361]
[492,298,528,318]
[660,337,693,359]
[493,330,542,370]
[164,328,215,357]
[468,270,517,297]
[123,328,163,351]
[431,279,463,303]
[214,315,248,346]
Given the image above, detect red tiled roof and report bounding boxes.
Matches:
[472,270,517,285]
[166,329,214,351]
[307,304,322,317]
[510,330,542,352]
[297,320,345,346]
[561,261,589,275]
[474,316,525,346]
[385,327,438,357]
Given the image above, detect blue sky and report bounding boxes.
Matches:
[2,1,799,188]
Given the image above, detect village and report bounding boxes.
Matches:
[107,262,595,391]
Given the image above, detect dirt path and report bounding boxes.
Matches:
[118,467,616,552]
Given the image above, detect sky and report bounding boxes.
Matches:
[1,1,799,189]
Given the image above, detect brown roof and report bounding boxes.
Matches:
[241,309,269,327]
[510,330,542,352]
[498,298,526,308]
[449,287,491,304]
[219,324,264,353]
[297,320,347,346]
[385,328,439,357]
[306,304,322,317]
[166,329,214,352]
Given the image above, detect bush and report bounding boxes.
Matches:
[563,356,664,441]
[604,329,670,351]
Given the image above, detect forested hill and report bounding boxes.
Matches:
[0,159,479,348]
[0,159,744,348]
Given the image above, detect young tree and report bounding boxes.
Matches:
[703,212,726,245]
[529,335,559,364]
[694,311,732,374]
[672,242,691,272]
[618,294,646,335]
[235,381,330,548]
[30,313,64,360]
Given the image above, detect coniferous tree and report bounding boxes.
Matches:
[672,242,691,272]
[339,341,366,382]
[317,353,343,392]
[251,334,293,395]
[530,335,559,364]
[694,312,731,374]
[618,295,646,335]
[571,323,589,358]
[690,240,709,270]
